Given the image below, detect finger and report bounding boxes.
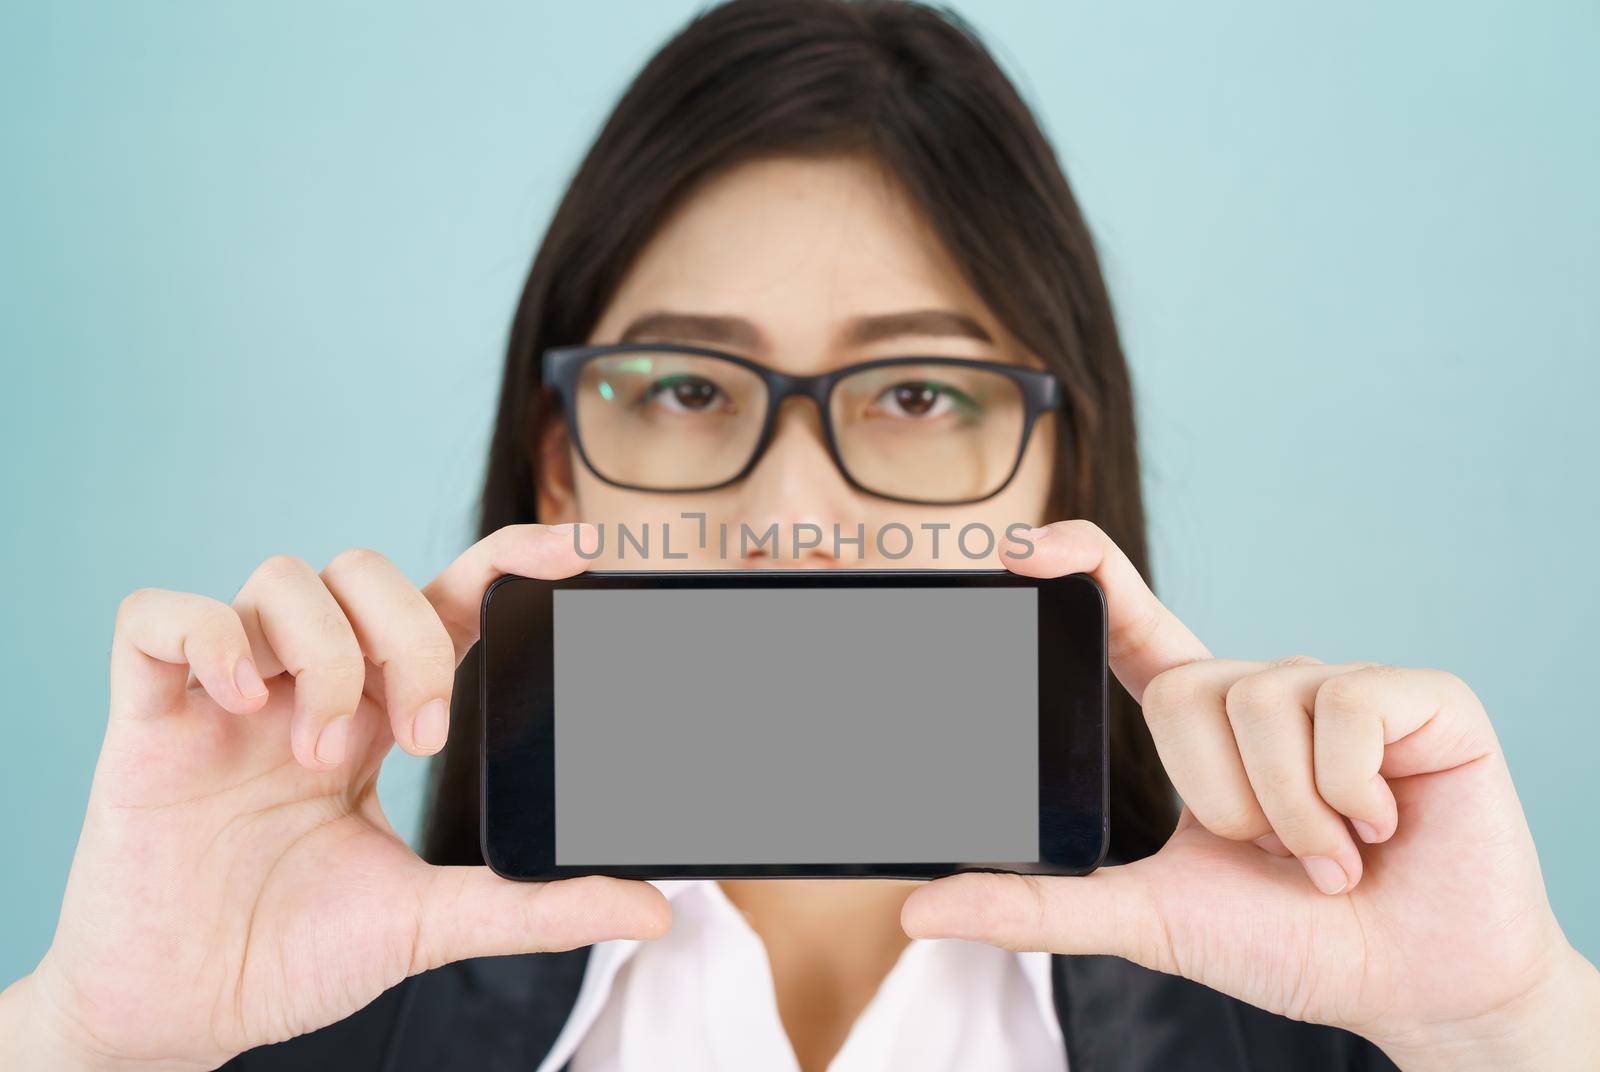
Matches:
[321,548,457,756]
[1002,520,1210,701]
[1315,663,1494,804]
[234,587,284,680]
[1225,664,1365,894]
[410,870,671,971]
[110,589,269,720]
[422,523,594,659]
[902,866,1174,974]
[1308,668,1400,844]
[1140,659,1274,844]
[233,556,367,771]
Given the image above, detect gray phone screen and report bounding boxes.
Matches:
[553,587,1039,865]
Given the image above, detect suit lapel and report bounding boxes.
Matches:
[381,947,592,1072]
[1051,954,1251,1072]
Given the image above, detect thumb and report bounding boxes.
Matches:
[901,865,1174,973]
[411,869,672,972]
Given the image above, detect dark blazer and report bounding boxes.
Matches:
[223,947,1398,1070]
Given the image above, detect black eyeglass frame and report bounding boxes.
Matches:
[542,342,1065,506]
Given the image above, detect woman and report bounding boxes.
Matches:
[1,1,1594,1069]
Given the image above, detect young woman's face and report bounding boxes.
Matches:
[539,153,1056,567]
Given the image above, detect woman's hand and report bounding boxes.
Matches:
[903,521,1600,1071]
[0,525,669,1072]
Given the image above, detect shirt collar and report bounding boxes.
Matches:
[535,879,1061,1072]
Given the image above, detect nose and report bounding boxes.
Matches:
[732,397,855,566]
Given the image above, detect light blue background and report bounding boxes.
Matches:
[1,1,1595,985]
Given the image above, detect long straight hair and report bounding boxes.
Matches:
[423,0,1177,865]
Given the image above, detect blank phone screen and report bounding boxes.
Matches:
[552,587,1039,865]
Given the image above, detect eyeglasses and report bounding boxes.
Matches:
[543,343,1064,506]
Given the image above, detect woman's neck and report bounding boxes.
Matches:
[718,879,916,1072]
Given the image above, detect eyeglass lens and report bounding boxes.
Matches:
[573,351,1028,502]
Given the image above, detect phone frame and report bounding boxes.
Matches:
[479,569,1108,881]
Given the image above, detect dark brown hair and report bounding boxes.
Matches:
[423,0,1176,866]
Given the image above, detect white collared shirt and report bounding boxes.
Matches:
[535,880,1067,1072]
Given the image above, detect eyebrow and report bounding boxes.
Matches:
[616,308,994,352]
[841,309,993,347]
[618,311,763,350]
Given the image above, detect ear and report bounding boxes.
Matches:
[536,412,580,526]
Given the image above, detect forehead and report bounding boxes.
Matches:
[590,153,1006,353]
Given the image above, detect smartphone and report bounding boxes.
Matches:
[479,569,1107,881]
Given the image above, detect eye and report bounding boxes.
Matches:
[644,375,729,414]
[869,381,978,420]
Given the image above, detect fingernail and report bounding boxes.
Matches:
[1351,819,1382,844]
[1005,525,1051,557]
[413,698,449,753]
[233,657,267,700]
[316,715,353,766]
[1301,855,1349,895]
[1254,833,1291,857]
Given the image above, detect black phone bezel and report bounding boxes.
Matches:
[479,569,1108,881]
